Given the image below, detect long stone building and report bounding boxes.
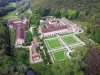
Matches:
[8,17,28,48]
[38,16,82,37]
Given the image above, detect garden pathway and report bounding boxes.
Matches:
[57,35,72,58]
[29,27,33,36]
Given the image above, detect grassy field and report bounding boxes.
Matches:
[3,11,19,20]
[9,2,16,7]
[10,28,15,46]
[46,39,63,49]
[63,36,77,44]
[24,8,32,15]
[72,20,89,27]
[71,20,89,31]
[30,62,52,75]
[72,46,87,51]
[2,2,19,20]
[52,50,67,61]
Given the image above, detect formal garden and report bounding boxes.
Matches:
[62,35,78,45]
[51,49,67,62]
[45,38,63,50]
[44,34,85,63]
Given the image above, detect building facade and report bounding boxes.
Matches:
[39,17,82,37]
[30,38,40,62]
[8,17,28,48]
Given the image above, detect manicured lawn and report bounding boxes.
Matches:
[52,50,67,61]
[63,36,77,44]
[46,39,63,49]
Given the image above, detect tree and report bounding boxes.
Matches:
[95,29,100,43]
[40,8,51,16]
[29,14,40,27]
[60,8,68,17]
[84,48,100,75]
[51,60,84,75]
[86,25,90,34]
[71,46,88,61]
[50,9,61,17]
[67,9,77,20]
[54,9,61,18]
[33,28,38,37]
[25,31,32,45]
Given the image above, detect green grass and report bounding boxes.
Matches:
[9,2,16,7]
[71,20,89,30]
[63,36,77,44]
[20,8,32,16]
[25,8,32,14]
[46,39,63,49]
[59,32,73,36]
[30,62,52,75]
[3,11,19,20]
[44,35,57,39]
[10,28,15,46]
[52,50,66,61]
[72,46,87,51]
[30,62,44,72]
[67,9,76,15]
[15,49,29,64]
[72,20,89,26]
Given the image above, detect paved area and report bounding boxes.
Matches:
[29,27,33,36]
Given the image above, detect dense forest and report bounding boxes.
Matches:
[84,48,100,75]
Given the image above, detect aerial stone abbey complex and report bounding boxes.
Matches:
[7,16,84,63]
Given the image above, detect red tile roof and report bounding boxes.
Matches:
[39,17,80,33]
[8,19,28,29]
[32,53,39,58]
[31,44,39,58]
[8,19,28,41]
[40,25,68,33]
[15,26,25,40]
[33,38,39,43]
[33,38,39,48]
